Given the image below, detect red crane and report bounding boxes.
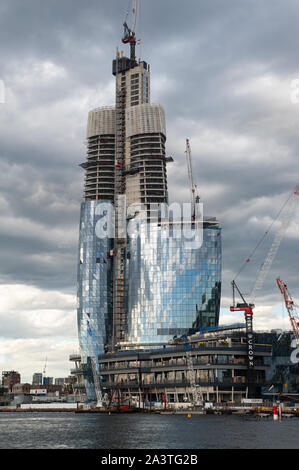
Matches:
[230,186,299,368]
[229,185,299,397]
[122,0,139,61]
[276,278,299,348]
[230,281,254,380]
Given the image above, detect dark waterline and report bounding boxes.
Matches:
[1,412,299,449]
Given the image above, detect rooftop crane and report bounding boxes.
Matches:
[230,185,299,396]
[276,278,299,348]
[122,0,139,61]
[185,139,200,221]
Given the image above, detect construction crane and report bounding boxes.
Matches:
[230,281,255,396]
[231,185,299,318]
[184,140,203,404]
[249,186,299,304]
[185,139,200,221]
[42,356,47,384]
[122,0,138,61]
[276,278,299,348]
[230,185,299,396]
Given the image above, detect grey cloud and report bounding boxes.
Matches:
[0,0,298,320]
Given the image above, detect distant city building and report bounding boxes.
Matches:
[43,376,53,386]
[32,373,43,385]
[1,371,21,392]
[54,378,65,387]
[12,383,31,395]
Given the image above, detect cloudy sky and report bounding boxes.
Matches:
[1,0,299,382]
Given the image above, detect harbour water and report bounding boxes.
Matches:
[0,412,299,449]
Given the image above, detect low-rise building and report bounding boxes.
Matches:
[98,326,272,405]
[32,373,43,385]
[29,384,63,395]
[1,371,21,392]
[12,383,31,395]
[54,378,65,387]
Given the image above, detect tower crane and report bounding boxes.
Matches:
[276,278,299,348]
[42,356,47,383]
[230,185,299,396]
[185,139,200,221]
[249,186,299,304]
[122,0,139,61]
[184,140,203,405]
[231,185,299,318]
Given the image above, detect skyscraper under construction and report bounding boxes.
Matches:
[76,3,221,399]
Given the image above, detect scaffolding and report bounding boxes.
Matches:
[112,54,128,348]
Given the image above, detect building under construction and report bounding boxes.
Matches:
[76,1,221,401]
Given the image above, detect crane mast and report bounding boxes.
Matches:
[276,278,299,348]
[230,281,255,396]
[42,356,47,384]
[185,139,200,220]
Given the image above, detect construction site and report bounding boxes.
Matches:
[71,0,299,416]
[72,168,299,413]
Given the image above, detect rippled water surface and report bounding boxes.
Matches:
[0,412,299,449]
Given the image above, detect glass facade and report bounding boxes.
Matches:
[124,219,221,345]
[77,204,221,398]
[77,201,113,398]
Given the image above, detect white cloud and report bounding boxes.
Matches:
[0,284,78,381]
[0,284,77,338]
[13,60,68,87]
[234,72,291,109]
[220,303,291,331]
[0,213,77,248]
[0,337,78,383]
